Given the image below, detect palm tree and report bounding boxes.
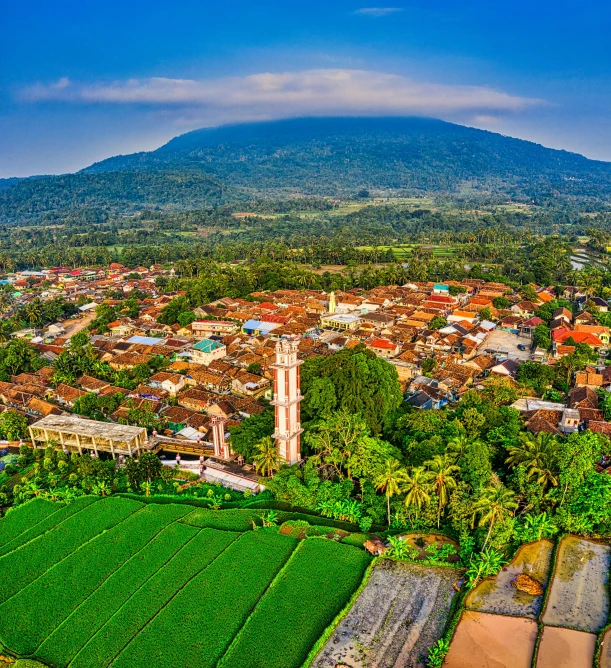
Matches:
[446,433,471,461]
[425,455,460,528]
[505,432,558,490]
[471,484,518,549]
[253,436,283,477]
[402,466,431,519]
[374,458,405,526]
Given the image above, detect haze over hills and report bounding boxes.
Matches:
[2,116,611,224]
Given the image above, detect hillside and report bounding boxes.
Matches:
[3,116,611,224]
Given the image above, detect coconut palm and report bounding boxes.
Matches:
[471,484,518,549]
[505,432,558,490]
[374,458,405,526]
[425,454,460,529]
[446,433,471,461]
[402,466,431,519]
[253,436,283,477]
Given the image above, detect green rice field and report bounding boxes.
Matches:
[0,496,371,667]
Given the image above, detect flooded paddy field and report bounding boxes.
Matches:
[443,610,538,668]
[542,536,610,632]
[535,626,596,668]
[313,558,459,668]
[466,539,554,618]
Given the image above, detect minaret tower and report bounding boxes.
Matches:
[211,415,230,459]
[271,338,303,465]
[328,291,336,314]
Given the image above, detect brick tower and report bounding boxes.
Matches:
[271,338,303,465]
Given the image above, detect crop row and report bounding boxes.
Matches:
[70,527,239,668]
[181,506,360,533]
[0,495,98,558]
[0,497,58,548]
[219,538,371,668]
[181,507,266,531]
[112,529,298,668]
[36,521,200,667]
[0,502,191,656]
[0,496,143,603]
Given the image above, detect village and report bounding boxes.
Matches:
[0,261,609,492]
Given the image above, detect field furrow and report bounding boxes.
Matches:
[219,538,371,668]
[70,527,238,668]
[35,521,199,667]
[0,497,59,547]
[0,496,142,602]
[0,495,98,558]
[111,530,298,668]
[0,502,189,656]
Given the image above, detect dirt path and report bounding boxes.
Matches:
[313,559,460,668]
[60,310,96,338]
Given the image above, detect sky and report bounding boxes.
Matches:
[1,0,611,177]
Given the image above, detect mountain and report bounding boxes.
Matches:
[3,116,611,224]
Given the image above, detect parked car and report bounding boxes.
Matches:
[517,343,527,351]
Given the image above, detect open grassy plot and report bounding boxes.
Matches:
[0,498,374,667]
[219,538,371,668]
[112,530,298,668]
[0,503,190,656]
[0,495,97,558]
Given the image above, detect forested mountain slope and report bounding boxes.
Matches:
[3,116,611,223]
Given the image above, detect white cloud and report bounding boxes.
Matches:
[20,69,541,123]
[354,7,404,16]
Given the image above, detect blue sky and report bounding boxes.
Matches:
[1,0,610,177]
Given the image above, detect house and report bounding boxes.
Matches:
[108,320,135,337]
[574,325,610,345]
[519,317,544,338]
[319,313,361,331]
[511,301,538,318]
[109,352,154,371]
[241,320,281,336]
[177,388,212,412]
[191,338,227,365]
[191,320,237,337]
[148,372,186,397]
[590,297,609,312]
[231,371,271,397]
[490,359,520,378]
[406,390,434,409]
[367,337,401,358]
[53,383,87,408]
[559,408,580,434]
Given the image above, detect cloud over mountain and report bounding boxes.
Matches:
[22,68,541,123]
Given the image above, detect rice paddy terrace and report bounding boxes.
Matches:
[0,496,372,668]
[447,536,611,668]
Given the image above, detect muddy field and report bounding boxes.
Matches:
[542,536,610,632]
[312,559,460,668]
[443,610,538,668]
[598,627,611,668]
[535,626,596,668]
[466,539,554,618]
